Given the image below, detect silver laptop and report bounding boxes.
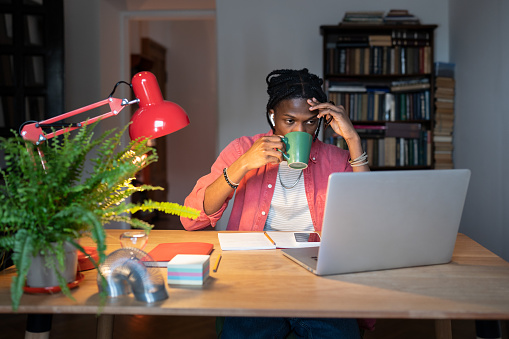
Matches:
[282,169,471,275]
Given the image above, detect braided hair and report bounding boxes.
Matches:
[265,68,328,140]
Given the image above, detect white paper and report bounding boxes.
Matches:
[217,232,320,251]
[218,233,276,251]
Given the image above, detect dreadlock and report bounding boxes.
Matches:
[265,69,328,140]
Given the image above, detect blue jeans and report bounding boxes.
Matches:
[221,317,361,339]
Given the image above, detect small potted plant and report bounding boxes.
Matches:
[0,123,199,310]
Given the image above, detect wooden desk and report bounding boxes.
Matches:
[1,230,508,339]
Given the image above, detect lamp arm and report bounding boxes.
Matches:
[20,97,132,145]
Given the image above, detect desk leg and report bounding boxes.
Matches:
[435,319,452,339]
[96,314,114,339]
[476,320,501,338]
[25,314,52,339]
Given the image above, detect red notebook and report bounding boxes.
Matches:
[144,242,214,267]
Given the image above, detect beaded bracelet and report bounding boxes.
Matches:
[223,167,239,189]
[348,151,369,167]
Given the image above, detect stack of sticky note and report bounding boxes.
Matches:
[167,254,210,286]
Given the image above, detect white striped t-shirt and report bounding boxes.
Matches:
[264,161,314,232]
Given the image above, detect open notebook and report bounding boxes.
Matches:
[282,169,471,275]
[218,232,321,250]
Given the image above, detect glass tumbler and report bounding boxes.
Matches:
[119,231,148,250]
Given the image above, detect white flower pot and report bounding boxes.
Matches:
[26,242,78,288]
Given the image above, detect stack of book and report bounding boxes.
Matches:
[341,11,385,25]
[433,62,455,169]
[383,9,420,25]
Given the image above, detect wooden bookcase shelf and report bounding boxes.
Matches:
[320,24,437,170]
[0,0,64,139]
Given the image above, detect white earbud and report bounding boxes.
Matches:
[270,114,275,127]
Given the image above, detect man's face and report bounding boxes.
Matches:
[270,98,319,136]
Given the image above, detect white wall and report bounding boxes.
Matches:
[449,0,509,260]
[64,0,102,112]
[64,0,128,134]
[100,0,129,128]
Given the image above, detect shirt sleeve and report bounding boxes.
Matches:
[180,138,244,231]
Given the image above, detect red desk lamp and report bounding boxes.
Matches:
[20,71,190,145]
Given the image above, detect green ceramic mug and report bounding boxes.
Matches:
[279,131,313,169]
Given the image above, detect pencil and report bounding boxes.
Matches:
[264,231,276,246]
[213,254,222,272]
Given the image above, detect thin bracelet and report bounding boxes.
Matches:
[349,151,367,164]
[223,167,239,189]
[350,160,369,167]
[349,151,368,167]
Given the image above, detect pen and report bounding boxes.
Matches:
[213,254,222,272]
[264,231,276,246]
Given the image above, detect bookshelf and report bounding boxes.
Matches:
[0,0,64,139]
[320,24,437,170]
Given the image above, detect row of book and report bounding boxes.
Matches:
[433,62,455,169]
[327,79,431,93]
[328,90,431,122]
[325,45,432,75]
[334,31,431,48]
[328,133,431,168]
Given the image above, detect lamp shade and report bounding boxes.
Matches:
[129,71,190,141]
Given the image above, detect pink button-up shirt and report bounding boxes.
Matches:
[181,131,352,231]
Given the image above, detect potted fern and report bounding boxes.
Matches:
[0,123,199,310]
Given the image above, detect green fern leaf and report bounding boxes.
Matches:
[126,200,200,220]
[10,230,34,311]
